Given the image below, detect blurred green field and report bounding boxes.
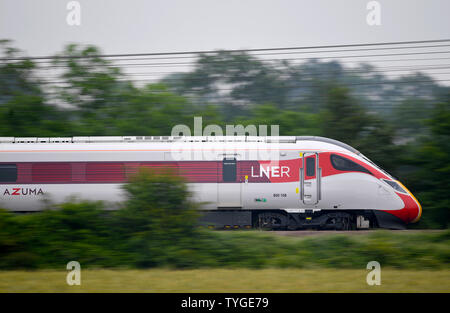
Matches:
[0,269,449,293]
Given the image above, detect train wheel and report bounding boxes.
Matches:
[341,217,350,230]
[324,213,354,230]
[256,212,287,230]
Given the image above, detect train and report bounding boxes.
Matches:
[0,135,421,230]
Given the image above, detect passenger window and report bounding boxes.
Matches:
[32,163,71,182]
[222,158,237,182]
[306,157,315,176]
[330,154,372,175]
[0,164,17,182]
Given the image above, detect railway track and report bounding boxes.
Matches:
[268,229,442,237]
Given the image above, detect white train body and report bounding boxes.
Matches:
[0,136,421,229]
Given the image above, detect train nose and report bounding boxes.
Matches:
[396,181,422,223]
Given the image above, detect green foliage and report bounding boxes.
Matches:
[391,98,432,137]
[0,169,447,270]
[0,169,449,270]
[240,104,322,136]
[112,168,201,267]
[0,169,208,269]
[166,51,288,111]
[409,99,450,228]
[0,167,449,269]
[1,196,449,270]
[320,87,401,173]
[0,41,71,137]
[321,87,370,144]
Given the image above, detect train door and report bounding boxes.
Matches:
[300,152,322,205]
[217,155,242,208]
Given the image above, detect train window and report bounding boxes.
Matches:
[222,158,237,182]
[306,157,315,176]
[330,154,372,175]
[86,163,126,182]
[32,163,71,182]
[0,164,17,182]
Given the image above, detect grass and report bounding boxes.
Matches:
[0,269,449,293]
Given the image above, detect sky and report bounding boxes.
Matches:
[1,0,449,56]
[0,0,450,83]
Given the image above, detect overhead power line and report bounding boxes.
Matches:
[37,78,450,87]
[12,65,445,82]
[1,39,449,97]
[19,51,450,70]
[1,39,450,61]
[12,43,450,65]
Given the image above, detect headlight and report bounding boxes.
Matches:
[382,179,407,194]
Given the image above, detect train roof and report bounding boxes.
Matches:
[0,135,360,154]
[295,136,360,155]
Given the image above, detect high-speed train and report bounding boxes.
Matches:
[0,135,421,230]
